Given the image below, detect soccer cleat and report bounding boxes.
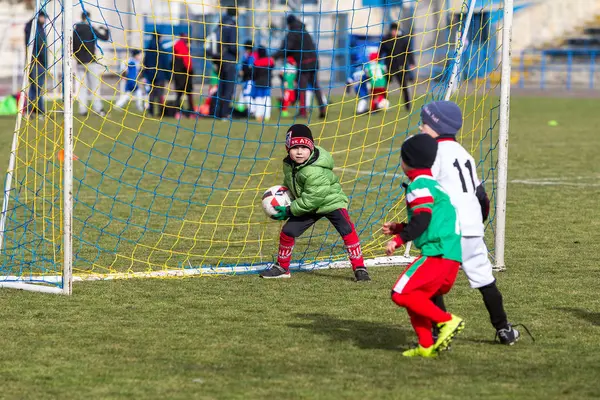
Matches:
[281,110,290,118]
[402,345,437,358]
[432,326,454,351]
[354,267,371,282]
[259,264,291,279]
[433,314,464,352]
[496,324,520,345]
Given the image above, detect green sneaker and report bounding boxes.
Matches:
[402,345,437,358]
[433,314,464,352]
[281,110,290,118]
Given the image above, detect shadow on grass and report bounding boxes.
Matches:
[555,307,600,326]
[460,337,498,345]
[288,313,412,351]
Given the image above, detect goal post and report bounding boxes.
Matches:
[0,0,512,293]
[494,0,514,272]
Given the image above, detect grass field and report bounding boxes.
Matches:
[0,95,599,399]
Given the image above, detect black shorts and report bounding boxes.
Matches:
[174,70,194,92]
[282,208,354,239]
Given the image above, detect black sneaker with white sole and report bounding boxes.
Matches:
[259,264,291,279]
[496,323,520,345]
[354,267,371,282]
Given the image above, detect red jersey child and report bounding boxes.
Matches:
[383,134,464,358]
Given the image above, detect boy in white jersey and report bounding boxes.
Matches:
[420,100,519,345]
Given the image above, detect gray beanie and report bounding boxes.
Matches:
[420,101,463,135]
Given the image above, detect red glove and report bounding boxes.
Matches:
[391,222,407,234]
[392,234,404,247]
[382,221,407,235]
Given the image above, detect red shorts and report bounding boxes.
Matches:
[283,89,296,108]
[392,256,460,297]
[372,87,387,97]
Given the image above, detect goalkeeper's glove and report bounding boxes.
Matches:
[273,206,292,221]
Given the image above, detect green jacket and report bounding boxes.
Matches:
[283,146,349,216]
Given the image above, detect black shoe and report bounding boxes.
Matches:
[259,264,291,279]
[354,267,371,282]
[432,325,440,343]
[496,323,520,345]
[319,107,327,119]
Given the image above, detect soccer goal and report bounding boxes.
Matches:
[0,0,512,294]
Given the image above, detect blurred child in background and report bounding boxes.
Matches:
[235,40,256,114]
[280,56,297,118]
[251,47,274,122]
[115,49,148,112]
[356,53,389,115]
[199,62,220,116]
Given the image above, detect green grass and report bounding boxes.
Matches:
[0,95,599,399]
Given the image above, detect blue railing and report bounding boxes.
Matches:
[517,48,600,90]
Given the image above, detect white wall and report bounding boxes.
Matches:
[511,0,600,54]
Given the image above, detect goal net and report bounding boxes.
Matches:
[0,0,511,293]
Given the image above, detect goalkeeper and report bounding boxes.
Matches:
[259,124,370,282]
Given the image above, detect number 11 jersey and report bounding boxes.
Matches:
[431,138,485,237]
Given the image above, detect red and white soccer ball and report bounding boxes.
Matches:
[262,186,293,219]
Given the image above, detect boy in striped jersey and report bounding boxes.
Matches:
[383,134,464,357]
[420,100,519,345]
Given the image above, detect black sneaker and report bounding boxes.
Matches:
[432,325,440,343]
[354,267,371,282]
[496,323,520,345]
[259,264,291,279]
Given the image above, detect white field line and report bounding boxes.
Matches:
[510,178,600,187]
[337,167,600,187]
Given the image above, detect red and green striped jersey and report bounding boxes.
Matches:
[364,62,387,89]
[209,69,218,86]
[283,61,297,88]
[406,175,462,262]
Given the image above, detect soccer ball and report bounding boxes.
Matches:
[262,186,293,219]
[377,98,390,110]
